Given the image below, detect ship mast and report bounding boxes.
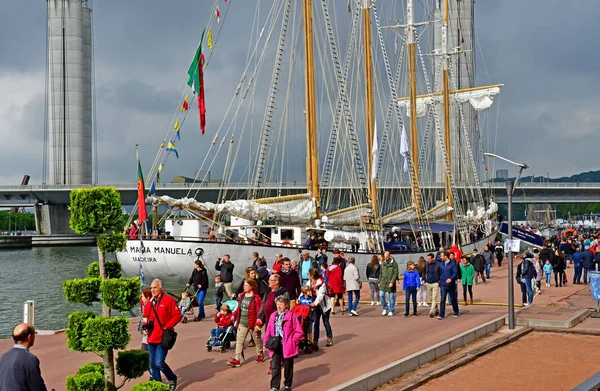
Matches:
[363,0,378,222]
[302,0,320,218]
[441,0,453,216]
[407,0,422,217]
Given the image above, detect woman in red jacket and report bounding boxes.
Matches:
[228,279,264,367]
[326,257,346,314]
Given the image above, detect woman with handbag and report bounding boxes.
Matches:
[263,296,303,391]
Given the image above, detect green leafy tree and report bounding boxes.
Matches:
[64,187,148,391]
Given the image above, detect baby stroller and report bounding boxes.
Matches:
[180,287,197,324]
[206,299,238,353]
[291,304,314,354]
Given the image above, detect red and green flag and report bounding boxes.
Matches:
[137,159,147,224]
[187,31,207,135]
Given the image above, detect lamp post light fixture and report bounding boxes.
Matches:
[484,152,528,330]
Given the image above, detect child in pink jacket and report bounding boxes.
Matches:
[263,295,303,391]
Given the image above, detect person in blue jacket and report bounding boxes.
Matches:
[402,261,421,317]
[438,251,459,319]
[572,248,583,284]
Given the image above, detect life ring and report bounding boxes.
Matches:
[281,240,294,247]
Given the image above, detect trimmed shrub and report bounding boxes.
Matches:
[98,232,127,254]
[66,311,96,352]
[131,381,170,391]
[87,260,122,279]
[69,187,123,234]
[116,349,150,379]
[82,317,130,353]
[66,362,104,391]
[100,277,141,311]
[63,278,101,306]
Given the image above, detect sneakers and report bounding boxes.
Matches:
[438,316,444,320]
[326,338,333,346]
[523,303,530,307]
[376,301,381,306]
[453,313,460,318]
[168,377,178,391]
[256,354,266,363]
[403,313,409,318]
[370,301,374,306]
[228,358,241,367]
[350,310,359,316]
[382,310,388,316]
[387,311,394,316]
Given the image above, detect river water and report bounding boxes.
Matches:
[0,246,106,338]
[0,246,220,338]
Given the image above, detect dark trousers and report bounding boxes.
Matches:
[497,254,503,267]
[439,285,459,318]
[405,286,417,315]
[270,346,294,390]
[574,265,583,283]
[313,307,332,342]
[554,271,564,287]
[475,271,486,283]
[462,284,473,302]
[584,268,593,284]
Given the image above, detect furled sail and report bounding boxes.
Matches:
[397,86,501,118]
[147,193,316,224]
[423,201,453,220]
[463,202,498,224]
[381,205,418,225]
[323,203,372,226]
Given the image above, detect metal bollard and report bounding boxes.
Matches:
[23,300,35,326]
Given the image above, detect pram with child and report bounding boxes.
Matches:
[178,289,196,324]
[206,299,238,352]
[291,301,314,354]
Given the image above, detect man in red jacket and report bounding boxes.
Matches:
[144,279,182,391]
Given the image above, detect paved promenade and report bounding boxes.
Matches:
[0,260,595,390]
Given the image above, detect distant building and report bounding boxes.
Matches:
[496,169,508,180]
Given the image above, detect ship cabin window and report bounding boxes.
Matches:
[280,229,294,241]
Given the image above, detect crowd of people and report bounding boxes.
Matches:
[7,227,599,391]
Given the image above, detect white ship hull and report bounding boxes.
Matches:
[117,234,496,294]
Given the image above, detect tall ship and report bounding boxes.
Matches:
[117,0,502,291]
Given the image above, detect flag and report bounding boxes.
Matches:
[371,120,378,181]
[166,142,179,159]
[207,29,213,50]
[157,163,163,184]
[174,119,180,139]
[139,263,145,288]
[400,124,409,173]
[137,159,147,224]
[187,31,207,135]
[215,6,221,24]
[181,95,189,112]
[150,181,156,194]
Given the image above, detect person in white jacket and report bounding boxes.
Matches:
[343,257,362,316]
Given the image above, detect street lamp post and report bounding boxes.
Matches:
[506,180,515,329]
[484,152,528,330]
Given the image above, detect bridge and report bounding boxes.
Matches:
[1,182,599,206]
[1,181,599,234]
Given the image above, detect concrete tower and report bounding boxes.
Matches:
[47,0,92,185]
[433,0,475,184]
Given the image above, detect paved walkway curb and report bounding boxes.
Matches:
[328,315,508,391]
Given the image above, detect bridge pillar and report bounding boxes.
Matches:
[34,204,73,235]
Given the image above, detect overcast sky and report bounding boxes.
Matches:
[0,0,598,186]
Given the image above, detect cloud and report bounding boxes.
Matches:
[1,0,600,190]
